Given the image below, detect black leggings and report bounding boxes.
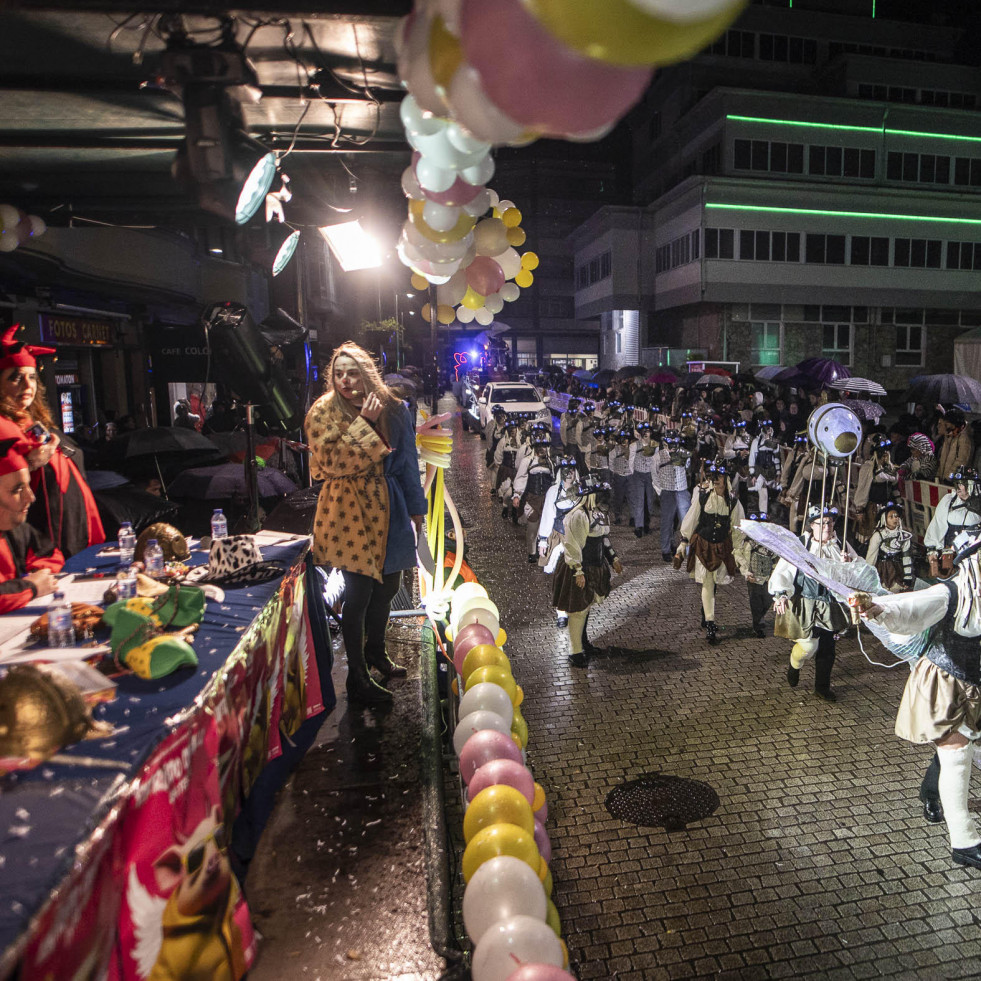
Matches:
[340,570,402,677]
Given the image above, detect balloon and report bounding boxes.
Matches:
[410,199,476,243]
[416,156,458,193]
[515,269,534,288]
[464,785,535,842]
[459,728,524,785]
[413,128,472,170]
[496,247,522,279]
[447,122,491,156]
[457,305,477,324]
[468,758,535,805]
[452,581,490,609]
[462,645,511,684]
[467,256,506,296]
[396,9,447,115]
[461,287,486,311]
[462,154,495,187]
[463,188,493,217]
[542,866,553,898]
[437,304,457,325]
[506,966,576,981]
[475,307,494,326]
[428,12,464,90]
[0,233,18,253]
[423,174,483,207]
[410,272,429,291]
[532,819,552,864]
[485,294,504,315]
[521,0,747,67]
[458,682,515,727]
[466,668,517,709]
[506,227,527,247]
[446,63,531,146]
[399,94,442,137]
[437,269,470,307]
[474,218,509,257]
[0,205,19,232]
[470,915,563,981]
[462,856,547,946]
[499,282,520,303]
[435,0,463,35]
[460,0,653,135]
[501,208,523,228]
[422,302,433,322]
[404,220,473,261]
[521,251,540,270]
[422,200,463,233]
[455,604,501,638]
[532,783,546,814]
[454,709,514,756]
[538,856,548,883]
[462,825,540,883]
[560,939,569,969]
[510,710,528,749]
[545,899,561,938]
[497,200,516,212]
[514,685,524,707]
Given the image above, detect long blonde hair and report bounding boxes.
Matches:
[322,342,399,441]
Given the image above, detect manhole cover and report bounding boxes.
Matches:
[605,773,719,831]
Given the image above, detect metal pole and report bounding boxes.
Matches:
[428,283,439,411]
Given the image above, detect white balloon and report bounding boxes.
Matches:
[458,682,513,726]
[462,155,495,187]
[0,204,19,231]
[437,270,469,307]
[446,64,528,146]
[399,94,442,137]
[423,200,463,232]
[625,0,739,23]
[499,282,520,303]
[458,238,477,271]
[456,305,476,324]
[496,247,522,280]
[424,272,453,285]
[462,188,492,218]
[416,156,458,193]
[474,307,494,327]
[497,200,515,213]
[405,220,472,261]
[396,10,446,116]
[463,857,547,947]
[447,122,491,157]
[485,294,504,315]
[0,234,18,253]
[414,129,467,170]
[488,189,500,209]
[401,165,423,199]
[565,119,617,143]
[453,709,512,756]
[471,915,563,981]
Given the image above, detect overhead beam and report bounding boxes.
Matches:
[0,132,407,153]
[7,0,412,14]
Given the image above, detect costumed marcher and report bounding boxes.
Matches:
[748,419,782,517]
[924,468,981,579]
[628,422,658,538]
[782,440,839,535]
[654,429,692,563]
[493,416,523,521]
[0,325,105,558]
[538,456,580,628]
[937,408,974,482]
[551,478,623,668]
[0,435,62,613]
[769,504,856,701]
[608,427,635,525]
[723,423,751,513]
[740,511,778,638]
[865,501,914,591]
[676,461,745,645]
[559,397,580,452]
[851,535,981,869]
[898,432,938,490]
[574,401,597,477]
[852,433,899,544]
[484,404,507,495]
[513,432,554,563]
[305,342,427,707]
[590,425,612,487]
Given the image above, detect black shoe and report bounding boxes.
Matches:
[347,677,394,707]
[706,621,718,645]
[366,653,408,680]
[556,615,569,628]
[814,687,837,702]
[753,624,766,638]
[628,518,635,527]
[501,507,509,519]
[952,844,981,869]
[662,552,673,563]
[528,554,538,563]
[923,798,945,824]
[634,528,643,539]
[568,651,589,668]
[787,665,800,688]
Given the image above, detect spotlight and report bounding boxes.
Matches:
[270,221,301,277]
[319,219,382,272]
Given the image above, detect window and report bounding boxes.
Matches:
[850,236,889,266]
[600,252,611,279]
[704,228,735,260]
[656,232,699,272]
[751,322,782,366]
[822,323,853,366]
[896,324,925,367]
[805,234,845,264]
[576,250,612,288]
[954,158,981,188]
[894,238,942,268]
[948,242,981,271]
[887,151,951,185]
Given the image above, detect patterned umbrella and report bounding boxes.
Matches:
[903,373,981,404]
[843,399,885,422]
[795,358,851,385]
[829,377,886,397]
[696,374,733,387]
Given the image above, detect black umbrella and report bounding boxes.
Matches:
[112,427,223,497]
[615,365,647,379]
[591,369,616,386]
[904,374,981,405]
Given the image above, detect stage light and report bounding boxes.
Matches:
[319,219,382,272]
[270,222,300,276]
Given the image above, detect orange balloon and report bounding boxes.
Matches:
[463,785,535,843]
[437,304,456,325]
[462,823,540,882]
[515,269,534,289]
[506,227,527,247]
[466,666,517,703]
[461,644,510,683]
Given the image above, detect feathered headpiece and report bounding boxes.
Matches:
[0,325,55,373]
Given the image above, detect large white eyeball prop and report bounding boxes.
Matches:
[624,0,742,23]
[807,403,863,459]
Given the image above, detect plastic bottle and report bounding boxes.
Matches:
[144,539,164,576]
[210,508,228,540]
[116,564,138,600]
[118,521,136,566]
[48,591,75,648]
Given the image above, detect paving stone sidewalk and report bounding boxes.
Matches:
[443,396,981,981]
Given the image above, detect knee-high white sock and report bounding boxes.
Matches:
[758,485,769,515]
[567,610,588,655]
[938,743,980,850]
[701,577,716,621]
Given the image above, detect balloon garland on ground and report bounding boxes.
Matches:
[0,204,47,253]
[415,414,574,980]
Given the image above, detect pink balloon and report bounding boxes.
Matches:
[466,255,506,296]
[533,819,552,864]
[459,729,524,785]
[469,758,536,805]
[506,967,577,981]
[460,0,653,136]
[534,798,549,823]
[453,623,497,673]
[423,174,484,208]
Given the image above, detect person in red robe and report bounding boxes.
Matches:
[0,435,62,613]
[0,325,105,557]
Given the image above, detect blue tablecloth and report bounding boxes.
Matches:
[0,536,334,973]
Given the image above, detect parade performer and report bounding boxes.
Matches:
[590,425,613,486]
[748,419,782,517]
[865,501,914,591]
[676,461,745,645]
[740,511,778,638]
[769,504,855,701]
[852,434,899,544]
[628,422,658,538]
[538,456,580,629]
[513,432,554,563]
[924,468,981,578]
[898,432,937,489]
[608,427,636,525]
[493,417,523,520]
[551,478,623,668]
[937,408,973,481]
[559,397,580,452]
[654,428,692,563]
[851,535,981,870]
[484,404,507,493]
[574,401,597,476]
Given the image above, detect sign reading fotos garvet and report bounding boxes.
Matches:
[38,313,114,347]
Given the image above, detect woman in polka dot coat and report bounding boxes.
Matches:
[305,343,427,706]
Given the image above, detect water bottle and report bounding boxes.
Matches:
[210,508,228,541]
[118,521,136,567]
[116,565,138,600]
[48,591,75,648]
[144,539,165,576]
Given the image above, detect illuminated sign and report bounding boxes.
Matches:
[38,313,114,347]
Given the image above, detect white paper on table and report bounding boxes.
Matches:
[0,643,111,666]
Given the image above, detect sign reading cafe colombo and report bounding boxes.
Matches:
[38,313,114,347]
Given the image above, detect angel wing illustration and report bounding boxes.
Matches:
[127,864,167,979]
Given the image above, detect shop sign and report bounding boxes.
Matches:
[38,313,114,347]
[55,372,79,386]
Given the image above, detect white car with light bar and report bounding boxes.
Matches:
[466,381,552,433]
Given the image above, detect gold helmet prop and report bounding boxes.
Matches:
[135,524,190,563]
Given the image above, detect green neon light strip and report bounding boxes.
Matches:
[726,114,981,144]
[706,202,981,225]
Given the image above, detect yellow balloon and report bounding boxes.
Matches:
[533,782,546,813]
[506,227,527,247]
[409,199,475,243]
[462,644,511,684]
[421,302,433,322]
[522,0,747,67]
[538,855,549,882]
[461,286,486,310]
[496,628,508,646]
[502,207,523,228]
[437,303,456,325]
[451,677,459,696]
[515,269,534,289]
[462,823,540,883]
[410,273,429,291]
[560,938,569,969]
[543,866,554,898]
[428,14,463,89]
[511,712,528,748]
[466,665,517,703]
[515,684,524,707]
[521,251,539,270]
[463,785,535,843]
[546,898,562,937]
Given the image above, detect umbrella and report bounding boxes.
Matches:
[647,372,677,385]
[829,377,886,397]
[701,366,732,378]
[842,399,886,422]
[384,373,418,391]
[169,462,298,500]
[615,365,647,379]
[795,357,851,385]
[572,368,594,381]
[118,426,220,458]
[755,365,786,381]
[591,369,616,386]
[903,373,981,405]
[696,374,733,387]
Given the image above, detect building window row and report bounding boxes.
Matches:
[829,41,937,63]
[708,31,934,65]
[734,139,876,179]
[576,250,611,289]
[858,83,976,109]
[887,152,981,188]
[655,231,700,273]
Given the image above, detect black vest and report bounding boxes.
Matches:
[926,579,981,685]
[695,489,733,544]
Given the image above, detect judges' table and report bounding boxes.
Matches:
[0,531,334,980]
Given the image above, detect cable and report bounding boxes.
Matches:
[277,100,312,163]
